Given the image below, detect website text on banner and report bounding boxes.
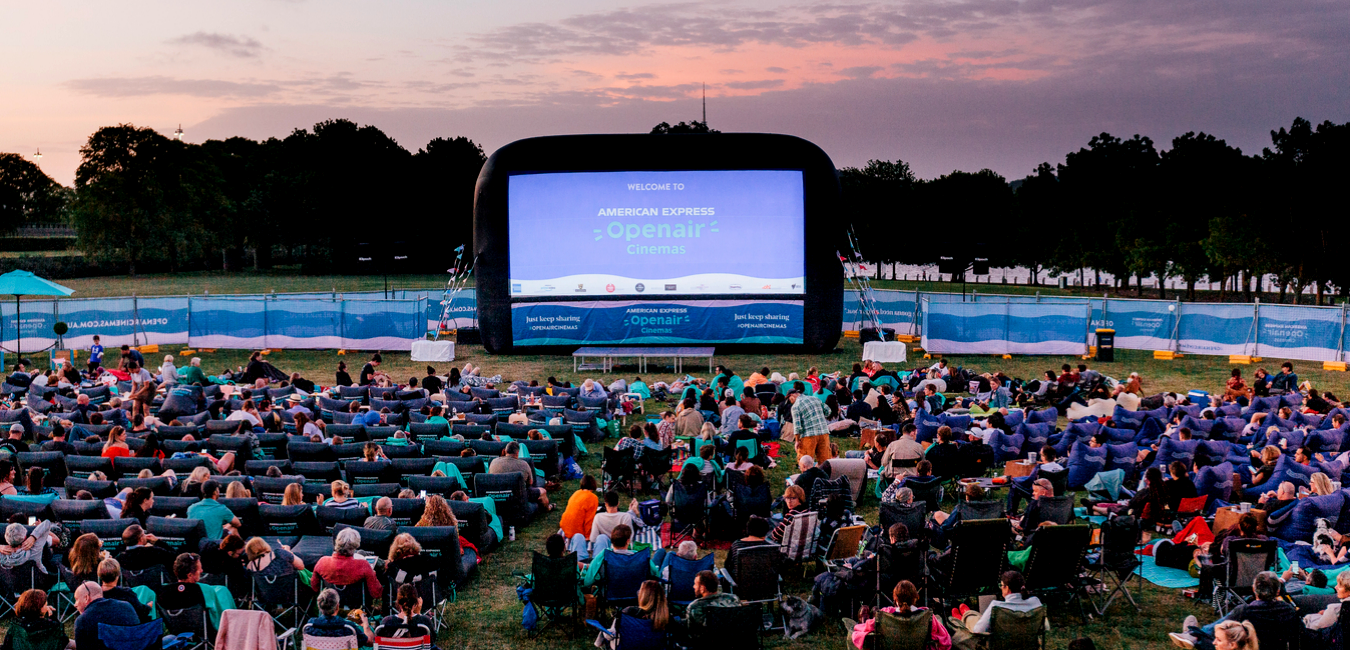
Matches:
[510,300,804,347]
[507,170,805,297]
[921,300,1090,356]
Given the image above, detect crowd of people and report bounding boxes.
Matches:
[2,337,1347,648]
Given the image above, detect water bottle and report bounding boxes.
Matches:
[508,526,516,542]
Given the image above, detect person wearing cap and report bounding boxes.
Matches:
[0,424,29,455]
[1013,478,1056,544]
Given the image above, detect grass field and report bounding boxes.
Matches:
[19,338,1348,649]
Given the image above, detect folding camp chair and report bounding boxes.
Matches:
[845,608,935,650]
[818,524,867,571]
[97,619,166,650]
[0,562,40,620]
[597,547,652,612]
[1021,524,1093,621]
[987,606,1048,650]
[720,543,783,630]
[1211,538,1278,616]
[1088,514,1144,617]
[160,603,211,650]
[937,518,1012,612]
[301,630,360,650]
[371,635,433,650]
[319,577,373,614]
[669,480,708,545]
[586,611,665,650]
[661,552,716,607]
[514,551,581,639]
[779,510,819,572]
[687,602,762,650]
[603,447,637,496]
[251,571,306,634]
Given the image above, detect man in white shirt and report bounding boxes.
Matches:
[567,490,642,562]
[953,570,1043,634]
[878,424,925,479]
[226,406,262,429]
[1303,570,1350,629]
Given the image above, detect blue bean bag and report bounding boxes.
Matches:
[1195,462,1235,506]
[1016,422,1053,451]
[1153,437,1201,470]
[1004,410,1026,427]
[1067,441,1109,489]
[1105,442,1139,475]
[1307,429,1345,454]
[1269,491,1346,543]
[1264,428,1305,451]
[1243,455,1317,499]
[1027,408,1058,425]
[1180,416,1215,435]
[989,430,1026,464]
[1102,426,1137,444]
[1066,421,1101,438]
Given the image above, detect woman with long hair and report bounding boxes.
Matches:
[180,466,212,498]
[133,432,165,459]
[374,583,435,640]
[101,426,131,458]
[225,481,251,499]
[120,487,154,525]
[416,495,458,527]
[21,467,54,497]
[281,482,305,506]
[244,536,304,577]
[68,533,104,583]
[594,579,669,648]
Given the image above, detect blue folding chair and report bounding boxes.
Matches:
[586,612,666,650]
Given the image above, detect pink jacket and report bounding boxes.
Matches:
[215,609,277,650]
[851,607,952,650]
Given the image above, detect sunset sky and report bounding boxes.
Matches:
[5,0,1348,185]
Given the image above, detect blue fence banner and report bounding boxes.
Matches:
[341,298,428,350]
[511,300,804,346]
[922,299,1089,355]
[1094,299,1176,351]
[60,297,191,349]
[1177,303,1255,356]
[189,298,268,349]
[0,300,58,353]
[1256,304,1343,362]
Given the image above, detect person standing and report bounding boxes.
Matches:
[88,335,104,373]
[790,390,833,462]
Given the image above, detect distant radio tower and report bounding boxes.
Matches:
[702,83,706,125]
[174,124,185,140]
[32,148,42,162]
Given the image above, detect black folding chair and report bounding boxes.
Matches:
[1088,515,1144,617]
[602,447,637,496]
[513,551,580,639]
[1021,524,1093,621]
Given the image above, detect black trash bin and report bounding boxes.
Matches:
[1095,328,1115,362]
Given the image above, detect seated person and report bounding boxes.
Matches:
[1012,479,1056,545]
[883,460,938,503]
[1172,572,1294,649]
[1256,481,1297,513]
[374,583,434,640]
[879,424,924,480]
[324,480,365,510]
[98,558,152,622]
[950,570,1043,635]
[724,414,772,466]
[155,553,208,613]
[488,441,552,513]
[5,588,70,649]
[685,569,739,628]
[363,497,396,531]
[791,455,828,503]
[0,519,59,576]
[116,525,176,573]
[769,485,808,544]
[305,587,374,645]
[1163,461,1198,512]
[852,580,950,649]
[726,516,780,577]
[1300,570,1350,639]
[74,581,139,650]
[923,426,962,478]
[570,491,644,562]
[581,524,645,588]
[311,528,383,599]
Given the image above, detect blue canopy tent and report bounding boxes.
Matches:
[0,270,74,358]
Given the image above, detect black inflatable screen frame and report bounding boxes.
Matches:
[472,133,842,354]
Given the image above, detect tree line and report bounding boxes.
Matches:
[1,116,1346,303]
[841,117,1350,304]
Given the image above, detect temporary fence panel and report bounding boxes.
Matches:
[1176,303,1255,356]
[0,300,58,353]
[1255,304,1343,362]
[189,298,268,350]
[1094,299,1177,351]
[921,299,1089,355]
[59,297,192,349]
[262,299,344,349]
[340,298,427,351]
[842,290,917,334]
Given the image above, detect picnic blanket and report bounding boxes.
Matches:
[1134,541,1199,588]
